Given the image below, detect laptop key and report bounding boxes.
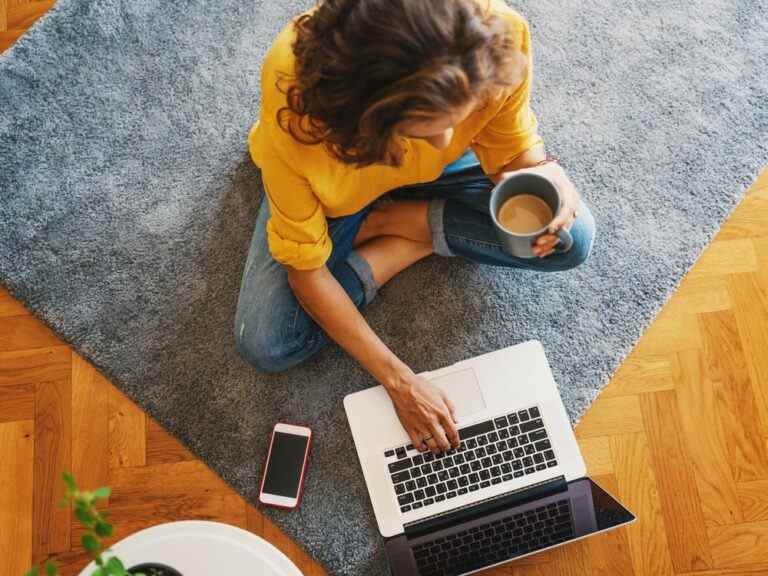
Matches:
[530,406,541,418]
[412,501,423,509]
[544,450,556,460]
[469,485,479,492]
[459,464,471,474]
[443,456,454,467]
[525,445,536,455]
[411,467,422,478]
[417,477,427,488]
[492,454,503,465]
[395,483,406,494]
[414,489,425,500]
[427,473,438,484]
[520,418,543,433]
[400,505,411,513]
[536,463,547,471]
[391,470,410,484]
[501,463,512,474]
[458,487,468,495]
[533,453,545,464]
[406,480,416,491]
[518,434,529,445]
[477,436,488,446]
[486,444,497,455]
[436,483,448,494]
[385,449,395,457]
[425,486,436,497]
[388,459,411,474]
[496,440,507,451]
[458,476,469,487]
[491,478,501,485]
[547,460,558,468]
[480,480,491,488]
[487,432,498,443]
[453,453,465,465]
[423,451,435,462]
[398,493,414,505]
[432,460,444,472]
[502,474,513,481]
[447,479,458,491]
[508,413,519,424]
[490,466,501,477]
[438,471,449,482]
[523,456,534,467]
[508,437,519,448]
[424,498,434,506]
[469,472,480,483]
[464,451,476,462]
[513,448,525,458]
[479,469,491,481]
[449,467,460,478]
[503,450,513,461]
[536,439,552,452]
[529,428,548,442]
[466,438,477,449]
[525,467,535,475]
[436,494,446,502]
[513,470,524,478]
[421,464,431,475]
[476,447,487,458]
[481,457,492,468]
[471,460,481,471]
[447,491,457,499]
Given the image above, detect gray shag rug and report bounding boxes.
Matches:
[1,0,766,573]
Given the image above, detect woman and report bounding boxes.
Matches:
[236,0,594,455]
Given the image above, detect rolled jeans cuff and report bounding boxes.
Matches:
[427,197,455,257]
[346,250,378,305]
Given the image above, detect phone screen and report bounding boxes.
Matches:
[262,431,309,498]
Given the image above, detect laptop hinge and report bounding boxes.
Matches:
[403,475,567,540]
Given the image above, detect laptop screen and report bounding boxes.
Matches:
[386,477,634,576]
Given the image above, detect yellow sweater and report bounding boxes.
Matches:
[248,1,543,270]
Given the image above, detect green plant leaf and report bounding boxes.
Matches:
[24,566,40,576]
[81,533,100,553]
[75,507,95,525]
[105,557,125,575]
[94,521,113,538]
[44,560,58,576]
[93,487,112,499]
[91,568,106,576]
[62,472,76,492]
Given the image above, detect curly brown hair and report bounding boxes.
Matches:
[277,0,525,167]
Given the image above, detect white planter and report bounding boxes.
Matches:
[78,521,303,576]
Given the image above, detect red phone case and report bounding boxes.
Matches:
[258,422,313,510]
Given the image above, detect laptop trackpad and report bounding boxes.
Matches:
[428,368,486,419]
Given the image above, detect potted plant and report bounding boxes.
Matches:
[26,473,182,576]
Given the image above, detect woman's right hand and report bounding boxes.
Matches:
[386,370,461,453]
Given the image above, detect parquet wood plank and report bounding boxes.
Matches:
[0,315,63,352]
[640,391,712,572]
[707,521,768,569]
[71,354,109,502]
[577,436,613,475]
[108,387,146,468]
[666,275,732,315]
[728,268,768,435]
[699,310,768,482]
[736,480,768,522]
[610,433,675,576]
[0,382,35,422]
[600,354,674,398]
[0,286,30,317]
[585,474,635,576]
[145,418,195,466]
[686,239,758,279]
[574,396,645,439]
[0,346,71,386]
[0,420,34,576]
[632,307,702,355]
[6,0,54,28]
[33,378,72,563]
[1,0,7,31]
[718,189,768,240]
[673,350,743,526]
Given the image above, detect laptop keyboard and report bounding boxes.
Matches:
[383,406,558,514]
[411,497,574,576]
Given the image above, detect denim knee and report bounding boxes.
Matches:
[234,308,311,374]
[550,207,596,271]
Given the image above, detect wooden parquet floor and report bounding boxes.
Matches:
[3,5,768,575]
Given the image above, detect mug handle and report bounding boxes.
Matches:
[554,228,574,253]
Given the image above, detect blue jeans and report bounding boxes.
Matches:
[235,151,596,372]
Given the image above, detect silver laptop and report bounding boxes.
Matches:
[344,341,635,575]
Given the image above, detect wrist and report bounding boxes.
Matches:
[377,355,414,392]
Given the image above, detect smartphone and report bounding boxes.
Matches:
[259,422,312,509]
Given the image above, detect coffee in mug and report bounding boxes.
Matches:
[497,194,554,234]
[489,172,574,259]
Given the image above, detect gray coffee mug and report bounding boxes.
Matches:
[489,172,573,259]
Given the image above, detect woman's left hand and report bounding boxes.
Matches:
[513,161,582,258]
